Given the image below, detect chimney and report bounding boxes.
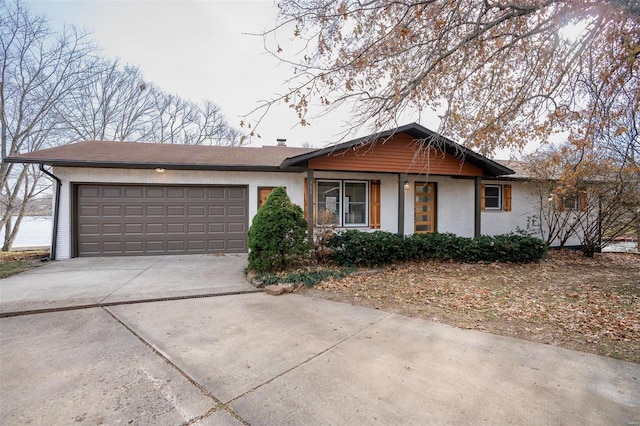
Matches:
[276,138,287,147]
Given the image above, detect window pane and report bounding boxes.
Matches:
[345,182,366,202]
[485,197,500,208]
[317,181,340,225]
[485,185,501,209]
[564,194,578,210]
[345,204,366,224]
[485,186,499,197]
[416,184,432,193]
[344,182,367,225]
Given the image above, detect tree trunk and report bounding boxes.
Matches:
[1,216,13,252]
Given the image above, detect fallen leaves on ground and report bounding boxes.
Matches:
[0,250,48,278]
[305,251,640,363]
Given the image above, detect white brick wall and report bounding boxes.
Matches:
[481,180,582,247]
[51,167,581,259]
[402,176,475,237]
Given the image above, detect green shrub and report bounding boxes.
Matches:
[247,187,309,273]
[326,230,410,267]
[327,230,546,267]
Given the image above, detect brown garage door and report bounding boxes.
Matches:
[76,184,248,256]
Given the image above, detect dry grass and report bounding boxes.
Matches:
[0,251,48,279]
[302,250,640,364]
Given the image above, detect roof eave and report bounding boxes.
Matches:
[4,157,305,172]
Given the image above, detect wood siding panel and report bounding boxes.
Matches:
[308,134,483,176]
[370,180,381,229]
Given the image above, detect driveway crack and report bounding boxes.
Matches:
[226,312,393,406]
[98,256,166,304]
[103,306,250,426]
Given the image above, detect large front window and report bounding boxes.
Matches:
[317,180,368,227]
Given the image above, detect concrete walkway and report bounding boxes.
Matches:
[0,254,256,315]
[1,257,639,424]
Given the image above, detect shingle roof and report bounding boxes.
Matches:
[493,160,530,179]
[5,125,517,177]
[5,140,316,171]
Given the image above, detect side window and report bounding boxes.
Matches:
[556,189,587,212]
[481,183,512,212]
[562,194,578,210]
[484,185,502,210]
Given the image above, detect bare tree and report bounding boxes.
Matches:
[521,153,583,248]
[1,0,96,251]
[55,59,156,142]
[1,0,241,251]
[148,95,240,146]
[525,138,639,257]
[57,59,241,146]
[251,0,639,157]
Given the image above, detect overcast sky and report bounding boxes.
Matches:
[26,0,438,149]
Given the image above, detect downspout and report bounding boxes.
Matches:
[474,177,482,238]
[39,164,61,261]
[307,169,314,243]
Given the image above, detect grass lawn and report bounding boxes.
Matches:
[302,250,640,364]
[0,251,48,279]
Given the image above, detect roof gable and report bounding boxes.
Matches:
[281,123,514,177]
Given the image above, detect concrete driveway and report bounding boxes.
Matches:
[0,254,256,315]
[1,257,639,425]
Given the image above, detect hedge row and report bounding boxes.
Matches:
[326,230,547,267]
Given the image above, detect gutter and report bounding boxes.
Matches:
[39,164,61,261]
[5,157,306,173]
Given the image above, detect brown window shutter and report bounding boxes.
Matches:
[579,190,588,212]
[503,184,512,212]
[480,184,486,212]
[370,180,381,229]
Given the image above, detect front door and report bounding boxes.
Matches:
[414,182,436,233]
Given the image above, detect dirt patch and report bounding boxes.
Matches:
[0,251,49,279]
[301,250,640,364]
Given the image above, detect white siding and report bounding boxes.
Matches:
[481,180,531,237]
[481,180,583,247]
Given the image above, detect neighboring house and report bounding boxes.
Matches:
[5,123,581,259]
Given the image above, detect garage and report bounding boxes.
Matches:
[75,184,248,256]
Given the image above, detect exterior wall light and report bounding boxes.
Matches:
[403,181,410,191]
[155,168,166,173]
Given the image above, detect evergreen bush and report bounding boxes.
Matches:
[247,187,309,273]
[327,230,546,267]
